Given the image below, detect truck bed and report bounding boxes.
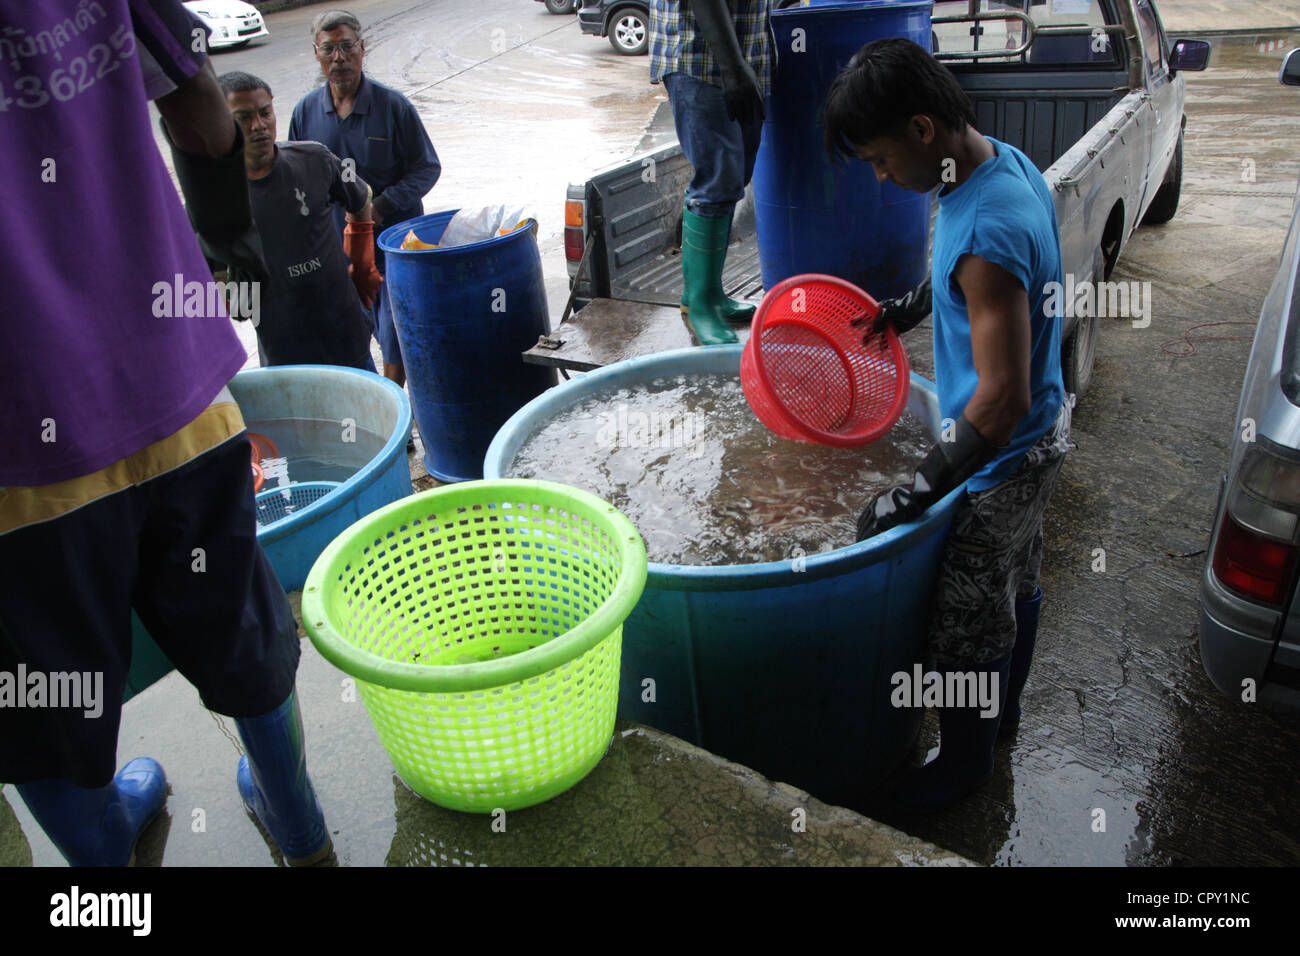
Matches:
[614,236,765,308]
[583,73,1126,308]
[560,0,1177,391]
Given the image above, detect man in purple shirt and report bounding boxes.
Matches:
[0,0,330,866]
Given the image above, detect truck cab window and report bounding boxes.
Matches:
[933,0,1120,67]
[1135,0,1168,77]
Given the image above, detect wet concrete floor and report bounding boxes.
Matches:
[3,591,971,867]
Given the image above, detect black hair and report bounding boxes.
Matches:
[823,38,976,160]
[218,71,272,98]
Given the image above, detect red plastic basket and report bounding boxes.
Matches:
[248,431,279,464]
[740,274,910,446]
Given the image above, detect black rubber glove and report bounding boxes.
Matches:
[852,276,932,345]
[688,0,765,126]
[856,414,1001,541]
[719,61,765,127]
[160,119,270,287]
[222,262,261,323]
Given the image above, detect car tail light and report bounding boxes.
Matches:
[564,200,586,262]
[1212,514,1298,605]
[1214,442,1300,604]
[1239,442,1300,509]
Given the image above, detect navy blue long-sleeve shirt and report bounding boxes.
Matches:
[289,74,441,268]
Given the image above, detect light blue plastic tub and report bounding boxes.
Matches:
[483,345,965,806]
[122,366,412,702]
[230,364,413,591]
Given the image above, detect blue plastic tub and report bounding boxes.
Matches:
[752,0,932,300]
[229,365,413,591]
[124,366,412,701]
[483,345,964,806]
[378,210,558,483]
[123,612,175,703]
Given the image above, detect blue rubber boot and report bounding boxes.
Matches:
[234,690,332,866]
[891,652,1012,813]
[999,587,1043,736]
[14,757,167,866]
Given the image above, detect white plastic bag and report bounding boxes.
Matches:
[438,204,530,247]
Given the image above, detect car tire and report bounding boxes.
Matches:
[545,0,576,13]
[1061,247,1104,400]
[1142,131,1183,226]
[608,8,649,55]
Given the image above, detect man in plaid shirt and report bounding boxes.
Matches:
[650,1,781,345]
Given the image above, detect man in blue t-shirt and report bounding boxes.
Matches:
[824,38,1075,811]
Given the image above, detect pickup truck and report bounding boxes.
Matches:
[550,0,1211,399]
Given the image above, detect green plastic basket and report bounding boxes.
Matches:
[301,479,647,813]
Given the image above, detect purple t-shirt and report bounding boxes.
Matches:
[0,0,247,486]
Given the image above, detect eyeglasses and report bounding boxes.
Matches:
[315,40,359,57]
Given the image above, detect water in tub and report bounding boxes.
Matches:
[246,417,388,517]
[508,373,931,565]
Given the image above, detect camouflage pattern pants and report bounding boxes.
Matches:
[927,399,1076,670]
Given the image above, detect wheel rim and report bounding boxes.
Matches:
[1072,249,1107,395]
[615,16,645,49]
[1074,309,1099,394]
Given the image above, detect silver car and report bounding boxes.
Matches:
[1199,49,1300,709]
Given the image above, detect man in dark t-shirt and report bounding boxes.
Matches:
[219,70,380,369]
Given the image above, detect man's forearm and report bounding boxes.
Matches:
[156,60,236,158]
[373,157,441,221]
[958,254,1033,446]
[963,384,1029,447]
[688,0,748,73]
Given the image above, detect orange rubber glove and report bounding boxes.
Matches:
[344,220,384,310]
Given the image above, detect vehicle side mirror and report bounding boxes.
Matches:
[1168,38,1211,73]
[1282,48,1300,86]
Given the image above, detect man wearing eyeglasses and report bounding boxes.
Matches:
[289,9,441,394]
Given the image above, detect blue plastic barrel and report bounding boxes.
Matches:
[379,211,558,483]
[483,345,964,807]
[753,0,933,301]
[120,366,411,700]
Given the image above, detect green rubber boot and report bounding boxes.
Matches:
[720,213,756,325]
[680,211,755,325]
[680,207,740,345]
